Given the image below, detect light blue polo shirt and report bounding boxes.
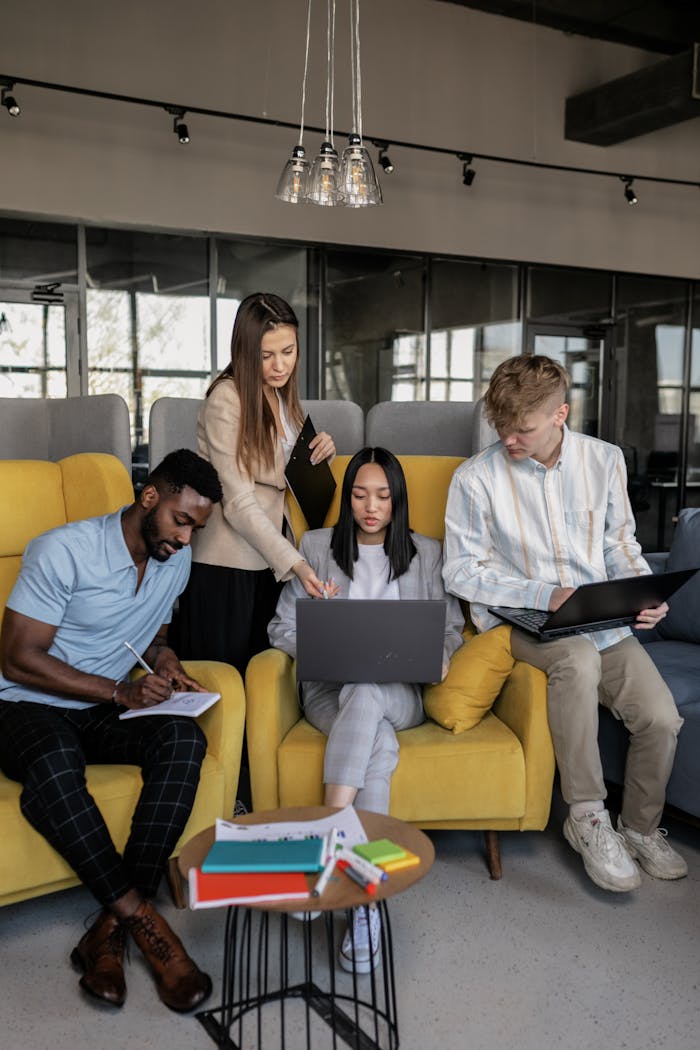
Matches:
[0,508,192,709]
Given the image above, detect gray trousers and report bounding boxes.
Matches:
[510,631,683,834]
[302,681,424,815]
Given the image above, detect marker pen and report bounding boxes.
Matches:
[336,846,387,884]
[336,858,376,896]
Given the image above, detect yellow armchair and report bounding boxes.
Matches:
[247,455,554,878]
[0,454,245,908]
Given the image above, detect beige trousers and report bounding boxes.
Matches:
[509,631,683,834]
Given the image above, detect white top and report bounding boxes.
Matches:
[277,391,296,465]
[442,425,650,651]
[348,543,400,600]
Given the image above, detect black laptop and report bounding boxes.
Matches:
[488,569,697,641]
[295,598,447,683]
[284,415,337,529]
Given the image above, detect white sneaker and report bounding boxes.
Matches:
[339,907,381,975]
[617,817,688,880]
[563,809,641,892]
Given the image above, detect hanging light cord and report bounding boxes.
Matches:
[297,0,312,149]
[353,0,363,141]
[326,0,336,146]
[349,0,357,135]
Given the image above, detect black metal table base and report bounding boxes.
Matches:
[196,901,399,1049]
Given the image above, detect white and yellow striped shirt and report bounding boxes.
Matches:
[442,426,650,651]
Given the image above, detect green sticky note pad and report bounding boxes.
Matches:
[354,839,407,865]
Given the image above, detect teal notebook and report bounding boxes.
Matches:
[201,837,325,874]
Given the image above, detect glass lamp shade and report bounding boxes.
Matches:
[275,145,310,203]
[306,141,345,206]
[341,135,383,207]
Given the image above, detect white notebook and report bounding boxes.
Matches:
[118,691,220,720]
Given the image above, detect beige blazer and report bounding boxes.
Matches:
[191,379,301,580]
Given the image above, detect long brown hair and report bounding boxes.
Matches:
[208,293,305,473]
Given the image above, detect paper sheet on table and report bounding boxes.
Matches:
[215,804,368,849]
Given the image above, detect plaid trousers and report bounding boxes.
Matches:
[0,699,206,905]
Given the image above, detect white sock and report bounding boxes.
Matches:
[570,800,605,821]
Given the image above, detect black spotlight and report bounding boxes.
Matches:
[1,83,20,117]
[166,106,190,144]
[372,141,394,174]
[174,117,190,144]
[379,148,394,174]
[621,176,638,206]
[458,152,475,186]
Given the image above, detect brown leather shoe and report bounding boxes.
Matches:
[125,900,212,1012]
[70,909,127,1007]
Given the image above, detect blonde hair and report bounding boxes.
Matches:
[485,355,570,431]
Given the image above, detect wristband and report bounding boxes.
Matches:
[111,682,121,705]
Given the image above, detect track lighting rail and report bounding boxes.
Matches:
[2,72,699,193]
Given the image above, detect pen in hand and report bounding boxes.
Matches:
[124,641,155,675]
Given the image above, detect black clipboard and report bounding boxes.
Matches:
[284,415,337,529]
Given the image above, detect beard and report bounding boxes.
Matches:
[141,507,182,562]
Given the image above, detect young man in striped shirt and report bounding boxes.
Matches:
[443,355,687,893]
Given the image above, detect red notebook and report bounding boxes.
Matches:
[188,867,309,909]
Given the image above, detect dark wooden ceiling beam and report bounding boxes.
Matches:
[565,45,700,145]
[441,2,700,56]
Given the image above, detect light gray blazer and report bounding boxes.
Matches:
[268,528,465,670]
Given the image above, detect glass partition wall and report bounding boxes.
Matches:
[614,276,690,550]
[324,251,426,409]
[687,285,700,513]
[84,228,211,453]
[2,213,700,549]
[0,218,79,398]
[430,259,519,402]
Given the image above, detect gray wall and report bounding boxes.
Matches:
[1,0,699,278]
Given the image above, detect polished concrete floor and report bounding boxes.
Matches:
[3,790,699,1050]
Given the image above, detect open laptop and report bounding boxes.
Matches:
[295,598,446,683]
[488,568,697,642]
[284,415,337,529]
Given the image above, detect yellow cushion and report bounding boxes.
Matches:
[60,453,134,521]
[399,455,465,540]
[390,714,525,822]
[0,755,225,904]
[423,626,515,733]
[0,455,133,622]
[0,461,66,557]
[275,711,526,822]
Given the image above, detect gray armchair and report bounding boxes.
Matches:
[598,508,700,818]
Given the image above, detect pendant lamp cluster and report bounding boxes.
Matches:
[276,0,382,208]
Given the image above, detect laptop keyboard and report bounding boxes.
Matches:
[512,610,550,629]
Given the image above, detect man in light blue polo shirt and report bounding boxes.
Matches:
[0,448,223,1013]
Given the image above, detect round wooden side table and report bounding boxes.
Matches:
[178,806,434,1049]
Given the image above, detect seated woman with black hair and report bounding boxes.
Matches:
[268,447,464,973]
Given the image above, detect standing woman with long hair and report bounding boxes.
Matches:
[268,447,464,973]
[176,293,335,676]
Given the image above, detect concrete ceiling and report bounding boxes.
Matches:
[440,1,700,55]
[440,2,700,144]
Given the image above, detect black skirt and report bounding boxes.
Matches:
[173,561,284,677]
